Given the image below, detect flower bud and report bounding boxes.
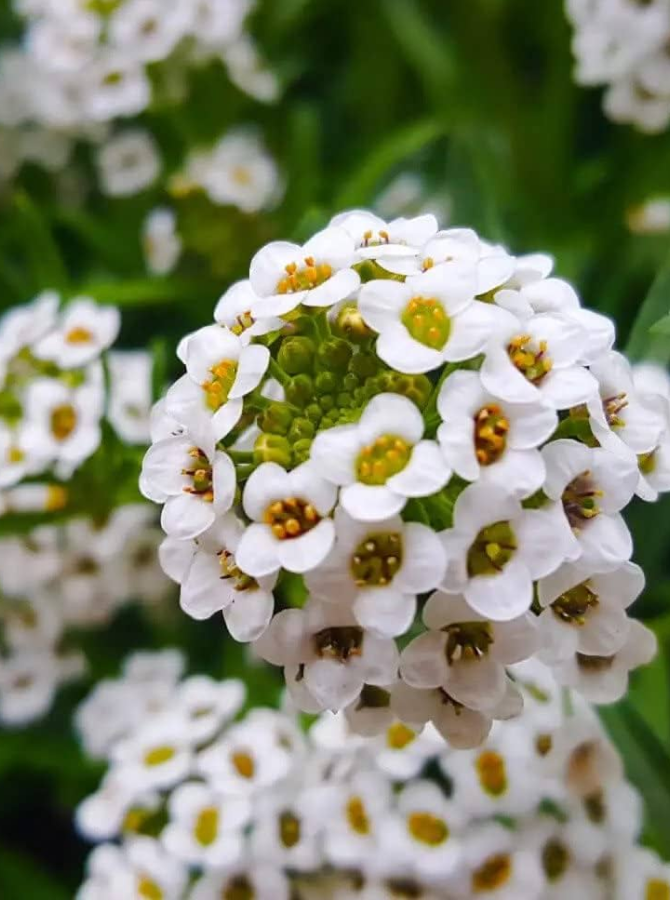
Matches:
[285,374,314,408]
[349,352,378,380]
[253,433,292,468]
[277,336,315,375]
[315,371,339,395]
[258,402,293,435]
[334,302,374,343]
[288,417,315,443]
[317,338,352,372]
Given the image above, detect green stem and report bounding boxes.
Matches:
[314,310,331,342]
[227,450,254,463]
[268,357,290,387]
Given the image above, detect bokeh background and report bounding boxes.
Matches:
[0,0,669,894]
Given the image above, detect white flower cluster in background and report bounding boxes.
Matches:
[566,0,670,132]
[0,292,123,497]
[0,0,278,183]
[142,210,666,748]
[74,653,670,900]
[0,505,171,727]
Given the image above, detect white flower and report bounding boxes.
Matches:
[119,837,189,900]
[381,780,464,880]
[440,482,570,620]
[310,393,451,522]
[189,865,289,900]
[236,461,337,576]
[22,374,104,477]
[587,350,665,458]
[550,618,657,703]
[0,647,68,726]
[541,439,638,572]
[140,434,235,540]
[251,786,322,872]
[627,196,670,234]
[460,822,545,899]
[249,226,360,318]
[111,712,194,792]
[613,846,670,900]
[107,350,153,444]
[436,369,557,498]
[222,34,280,102]
[358,265,495,374]
[329,209,438,262]
[400,591,538,713]
[480,310,597,408]
[142,207,182,276]
[185,0,252,46]
[175,675,245,744]
[536,561,644,662]
[255,600,399,711]
[213,279,283,341]
[97,129,160,197]
[83,53,151,122]
[161,781,251,868]
[33,298,119,369]
[109,0,189,63]
[165,324,269,443]
[75,771,150,842]
[305,507,446,638]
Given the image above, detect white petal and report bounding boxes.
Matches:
[361,634,400,684]
[376,323,444,374]
[354,588,415,638]
[516,506,575,580]
[235,523,280,577]
[249,241,301,296]
[479,448,546,499]
[161,493,215,540]
[229,344,270,399]
[288,461,338,514]
[359,392,425,445]
[395,522,447,593]
[340,483,405,521]
[542,439,592,500]
[492,615,539,663]
[422,591,480,630]
[465,557,533,621]
[212,451,236,514]
[539,366,598,409]
[399,631,449,689]
[358,280,409,332]
[304,659,363,710]
[211,398,244,442]
[443,301,495,362]
[223,589,274,643]
[302,268,360,308]
[506,401,558,449]
[480,345,539,404]
[277,519,335,573]
[446,657,506,711]
[242,462,291,521]
[578,513,633,573]
[386,440,451,498]
[254,609,306,666]
[309,424,360,485]
[181,553,232,619]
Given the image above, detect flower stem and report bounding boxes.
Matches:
[268,356,290,387]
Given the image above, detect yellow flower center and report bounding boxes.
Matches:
[350,531,403,586]
[576,652,615,673]
[276,257,333,294]
[507,334,552,384]
[474,404,509,465]
[263,497,321,540]
[476,750,508,797]
[6,446,24,464]
[552,582,599,625]
[231,751,255,779]
[466,521,517,576]
[182,447,214,502]
[194,806,219,846]
[407,812,449,846]
[543,839,569,882]
[50,403,77,441]
[583,789,606,824]
[232,166,252,186]
[230,311,255,337]
[202,359,238,412]
[346,796,371,835]
[646,880,670,900]
[223,875,255,900]
[143,745,176,767]
[361,228,391,247]
[401,296,451,350]
[562,470,602,528]
[356,434,412,485]
[386,722,417,750]
[137,877,163,900]
[536,734,553,756]
[639,449,657,475]
[46,485,68,511]
[472,853,513,892]
[219,550,258,592]
[65,326,94,345]
[279,811,301,848]
[603,392,628,429]
[314,626,364,661]
[443,621,494,663]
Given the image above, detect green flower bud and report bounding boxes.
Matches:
[343,372,359,392]
[292,438,313,465]
[315,371,339,395]
[259,402,293,435]
[306,403,322,423]
[317,338,353,372]
[253,433,292,468]
[349,353,378,380]
[285,374,314,408]
[337,391,353,408]
[288,417,315,443]
[277,336,315,375]
[319,394,335,412]
[332,302,374,344]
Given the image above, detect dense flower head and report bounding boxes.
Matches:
[143,210,665,747]
[74,652,670,899]
[0,505,170,726]
[566,0,670,132]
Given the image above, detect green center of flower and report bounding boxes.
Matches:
[576,652,615,672]
[646,879,670,900]
[51,403,77,441]
[347,796,371,834]
[443,621,495,663]
[386,722,417,750]
[182,448,214,502]
[334,302,375,342]
[194,807,219,847]
[552,582,599,625]
[202,359,238,412]
[356,684,391,710]
[407,812,449,846]
[583,790,606,824]
[143,745,175,767]
[65,326,94,345]
[476,750,508,796]
[603,392,628,429]
[230,312,255,337]
[350,531,403,586]
[137,877,163,900]
[639,450,657,475]
[314,626,364,661]
[401,296,451,350]
[356,434,412,485]
[264,497,321,539]
[542,839,570,882]
[279,811,301,848]
[231,751,255,779]
[474,404,510,465]
[562,471,602,528]
[276,257,333,294]
[508,334,552,384]
[467,521,517,576]
[219,550,258,592]
[6,445,24,464]
[223,875,255,900]
[472,854,513,892]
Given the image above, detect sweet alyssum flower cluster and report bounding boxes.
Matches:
[0,505,170,726]
[566,0,670,132]
[0,291,123,510]
[0,0,277,184]
[143,210,666,747]
[74,652,670,899]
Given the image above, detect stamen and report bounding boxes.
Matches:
[401,296,451,350]
[263,497,321,540]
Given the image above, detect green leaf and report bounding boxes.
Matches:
[78,278,204,306]
[13,192,69,293]
[626,253,670,363]
[0,850,71,900]
[335,119,445,209]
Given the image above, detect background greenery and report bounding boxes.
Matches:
[1,0,670,893]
